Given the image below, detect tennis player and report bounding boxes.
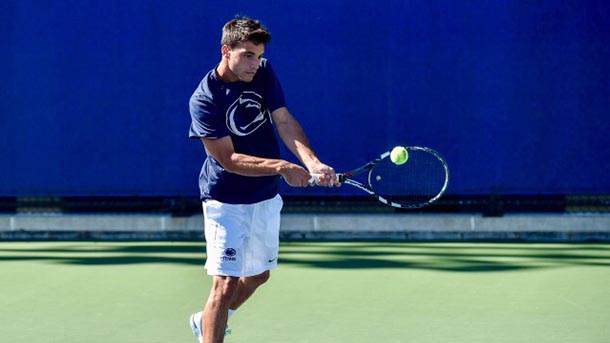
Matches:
[188,16,336,343]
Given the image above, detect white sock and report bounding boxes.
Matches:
[228,309,236,319]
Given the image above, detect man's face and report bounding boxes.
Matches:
[224,40,265,82]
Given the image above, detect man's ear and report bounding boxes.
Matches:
[221,45,230,58]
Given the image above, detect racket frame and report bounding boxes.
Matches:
[313,147,449,209]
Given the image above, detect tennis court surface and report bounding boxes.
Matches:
[1,241,608,343]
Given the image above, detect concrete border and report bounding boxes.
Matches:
[1,213,609,241]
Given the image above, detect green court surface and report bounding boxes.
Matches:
[1,242,609,343]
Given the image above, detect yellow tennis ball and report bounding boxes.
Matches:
[390,146,408,165]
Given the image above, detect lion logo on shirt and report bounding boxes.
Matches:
[226,91,269,136]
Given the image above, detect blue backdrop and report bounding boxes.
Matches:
[1,0,609,197]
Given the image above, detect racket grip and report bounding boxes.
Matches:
[308,173,323,185]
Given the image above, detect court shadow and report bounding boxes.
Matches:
[0,243,204,266]
[276,242,610,272]
[278,256,533,272]
[0,242,608,272]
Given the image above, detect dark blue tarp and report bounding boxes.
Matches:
[1,1,609,197]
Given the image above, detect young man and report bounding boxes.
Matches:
[188,17,336,343]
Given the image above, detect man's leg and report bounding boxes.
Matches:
[196,271,271,343]
[229,271,270,310]
[203,275,239,343]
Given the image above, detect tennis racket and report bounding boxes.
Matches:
[310,146,449,209]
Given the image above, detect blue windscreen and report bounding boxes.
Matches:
[1,1,608,197]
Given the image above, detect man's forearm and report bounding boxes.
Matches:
[223,153,288,177]
[273,110,320,170]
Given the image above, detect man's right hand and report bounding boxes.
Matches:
[279,162,314,187]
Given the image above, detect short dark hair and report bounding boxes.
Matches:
[221,16,271,48]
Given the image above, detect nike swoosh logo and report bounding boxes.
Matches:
[268,258,277,263]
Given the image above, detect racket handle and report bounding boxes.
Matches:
[308,173,323,185]
[308,173,344,185]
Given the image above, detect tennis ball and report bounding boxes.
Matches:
[390,146,408,165]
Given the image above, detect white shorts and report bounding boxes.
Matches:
[202,194,283,277]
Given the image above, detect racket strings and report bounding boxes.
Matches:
[369,150,447,206]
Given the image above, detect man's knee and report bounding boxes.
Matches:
[245,270,270,286]
[211,276,240,302]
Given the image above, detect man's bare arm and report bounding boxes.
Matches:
[201,136,311,187]
[272,107,336,186]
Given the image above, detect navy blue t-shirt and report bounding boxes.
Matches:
[189,59,286,204]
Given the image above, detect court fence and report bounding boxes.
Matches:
[1,196,609,242]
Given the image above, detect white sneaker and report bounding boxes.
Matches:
[189,311,203,342]
[189,311,231,342]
